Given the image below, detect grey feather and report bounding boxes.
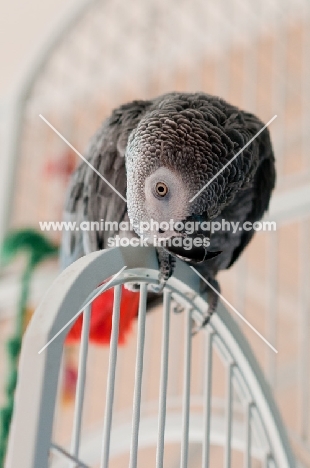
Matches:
[60,99,152,268]
[61,92,276,323]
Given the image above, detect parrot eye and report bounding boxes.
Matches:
[155,182,168,197]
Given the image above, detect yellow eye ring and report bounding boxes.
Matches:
[155,182,168,197]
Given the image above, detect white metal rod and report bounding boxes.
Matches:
[236,258,247,326]
[155,290,172,468]
[242,37,257,113]
[251,406,271,459]
[271,10,287,177]
[168,304,183,396]
[100,285,122,468]
[302,14,310,171]
[267,230,278,386]
[129,283,148,468]
[140,295,155,403]
[298,220,310,440]
[215,0,231,100]
[70,304,91,464]
[265,455,276,468]
[224,363,234,468]
[244,402,252,468]
[180,309,192,468]
[202,329,213,468]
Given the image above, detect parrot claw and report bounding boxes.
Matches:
[173,301,185,314]
[124,282,141,292]
[148,278,167,293]
[191,314,211,336]
[191,279,218,336]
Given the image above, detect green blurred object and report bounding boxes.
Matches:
[0,229,59,466]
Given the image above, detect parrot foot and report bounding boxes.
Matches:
[149,247,176,294]
[173,301,185,314]
[191,314,211,336]
[191,277,220,335]
[148,278,166,293]
[124,282,141,292]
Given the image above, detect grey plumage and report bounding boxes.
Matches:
[62,92,275,324]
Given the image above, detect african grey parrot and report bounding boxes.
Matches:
[61,92,275,327]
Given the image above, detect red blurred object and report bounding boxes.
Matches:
[66,285,140,345]
[62,361,78,404]
[44,150,76,182]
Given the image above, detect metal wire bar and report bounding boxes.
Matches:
[265,454,276,468]
[202,329,213,468]
[100,285,122,468]
[298,220,310,441]
[251,405,271,460]
[140,295,155,404]
[302,14,310,172]
[168,301,183,396]
[242,37,257,113]
[267,230,278,387]
[129,282,148,468]
[271,5,287,177]
[70,304,91,465]
[244,402,253,468]
[215,0,232,100]
[180,309,192,468]
[51,442,89,468]
[235,258,247,328]
[225,362,234,468]
[155,289,172,468]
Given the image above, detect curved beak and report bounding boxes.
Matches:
[163,231,222,264]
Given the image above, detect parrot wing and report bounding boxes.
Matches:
[60,100,153,269]
[224,111,276,268]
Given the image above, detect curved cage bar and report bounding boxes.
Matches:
[6,246,295,468]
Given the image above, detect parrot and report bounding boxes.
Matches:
[61,92,275,340]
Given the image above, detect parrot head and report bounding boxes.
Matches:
[125,107,241,263]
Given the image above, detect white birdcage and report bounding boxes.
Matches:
[6,246,295,467]
[1,0,310,466]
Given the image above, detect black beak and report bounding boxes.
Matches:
[163,231,222,264]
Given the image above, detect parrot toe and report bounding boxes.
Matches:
[124,282,141,292]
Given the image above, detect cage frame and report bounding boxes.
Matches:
[6,245,295,468]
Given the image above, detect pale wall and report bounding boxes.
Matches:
[0,0,80,101]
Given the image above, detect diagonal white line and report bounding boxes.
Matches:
[51,443,90,468]
[189,115,277,203]
[38,266,127,354]
[190,266,278,353]
[39,114,127,203]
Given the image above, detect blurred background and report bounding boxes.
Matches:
[0,0,310,466]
